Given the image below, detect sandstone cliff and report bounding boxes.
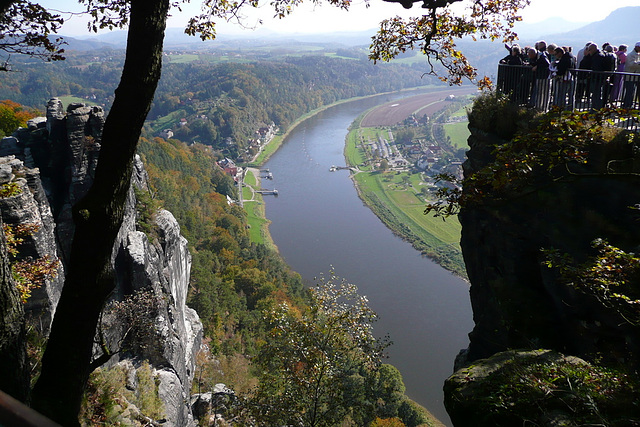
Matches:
[459,124,640,367]
[444,99,640,425]
[0,99,202,425]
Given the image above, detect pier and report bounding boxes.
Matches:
[256,189,279,196]
[329,165,356,172]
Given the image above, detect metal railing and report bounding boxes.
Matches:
[497,64,640,129]
[0,390,61,426]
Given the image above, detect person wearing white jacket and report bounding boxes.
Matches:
[622,42,640,108]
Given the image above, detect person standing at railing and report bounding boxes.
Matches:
[587,43,611,110]
[576,41,593,67]
[529,41,551,110]
[623,42,640,109]
[602,44,617,106]
[612,44,628,102]
[552,46,576,110]
[577,42,594,106]
[499,45,527,103]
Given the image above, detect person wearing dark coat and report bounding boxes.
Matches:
[552,47,576,110]
[528,47,550,110]
[588,44,612,109]
[576,43,594,104]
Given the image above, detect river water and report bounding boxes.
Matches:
[263,92,473,424]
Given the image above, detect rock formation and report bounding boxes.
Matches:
[0,215,28,402]
[0,98,202,425]
[0,155,64,331]
[458,124,640,368]
[445,100,640,425]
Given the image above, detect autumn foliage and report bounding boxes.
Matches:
[3,223,59,303]
[0,99,39,136]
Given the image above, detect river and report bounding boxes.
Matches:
[262,92,473,425]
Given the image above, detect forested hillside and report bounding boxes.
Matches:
[0,48,432,159]
[137,136,305,354]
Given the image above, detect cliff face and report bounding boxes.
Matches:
[0,99,202,425]
[0,215,28,402]
[0,154,65,331]
[458,125,640,367]
[442,111,640,425]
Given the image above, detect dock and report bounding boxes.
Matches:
[256,189,279,196]
[330,165,357,172]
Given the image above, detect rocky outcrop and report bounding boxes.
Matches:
[0,155,64,331]
[0,99,203,425]
[0,216,28,402]
[110,207,202,426]
[444,349,639,426]
[458,125,640,368]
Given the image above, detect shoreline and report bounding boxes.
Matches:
[242,167,278,250]
[242,84,469,281]
[247,85,441,167]
[343,111,468,279]
[242,84,444,251]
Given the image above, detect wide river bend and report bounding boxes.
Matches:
[263,91,473,424]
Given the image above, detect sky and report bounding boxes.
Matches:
[38,0,639,37]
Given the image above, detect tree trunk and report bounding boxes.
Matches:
[31,0,170,424]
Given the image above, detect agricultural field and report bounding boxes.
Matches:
[443,121,471,149]
[360,86,475,127]
[57,95,98,108]
[352,168,464,275]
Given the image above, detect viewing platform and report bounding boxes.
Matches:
[496,64,640,130]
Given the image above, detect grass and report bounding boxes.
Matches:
[245,200,270,245]
[244,169,257,187]
[356,171,462,246]
[166,54,200,63]
[345,127,369,169]
[149,110,185,133]
[324,53,360,61]
[450,104,471,117]
[57,95,97,108]
[443,121,471,149]
[242,183,253,201]
[242,169,276,249]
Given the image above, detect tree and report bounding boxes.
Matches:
[0,99,38,136]
[10,0,533,424]
[250,272,389,426]
[31,1,171,424]
[371,0,531,85]
[0,0,65,70]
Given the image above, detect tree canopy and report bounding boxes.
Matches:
[250,272,390,426]
[371,0,531,85]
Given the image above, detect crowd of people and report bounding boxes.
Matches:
[498,40,640,111]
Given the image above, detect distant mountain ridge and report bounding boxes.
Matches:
[58,6,640,51]
[511,17,588,42]
[64,27,374,49]
[544,6,640,47]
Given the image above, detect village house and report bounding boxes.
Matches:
[218,158,239,180]
[160,129,174,139]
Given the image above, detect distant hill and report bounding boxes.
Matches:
[545,6,640,47]
[511,17,588,43]
[63,26,374,50]
[53,35,115,52]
